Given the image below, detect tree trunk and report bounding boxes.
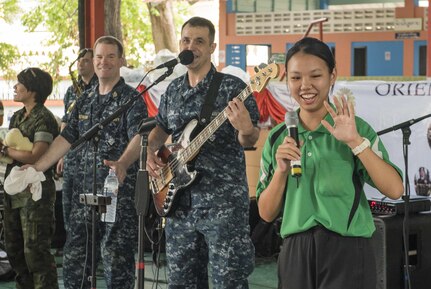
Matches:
[146,0,178,53]
[104,0,123,43]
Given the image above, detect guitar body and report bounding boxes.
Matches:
[150,119,200,216]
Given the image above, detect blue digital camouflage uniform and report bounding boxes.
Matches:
[156,65,258,289]
[3,104,60,289]
[61,77,147,289]
[0,100,4,122]
[61,75,98,231]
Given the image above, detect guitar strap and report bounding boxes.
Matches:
[199,71,223,127]
[188,71,224,141]
[188,71,223,169]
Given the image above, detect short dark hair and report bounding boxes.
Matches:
[181,17,215,44]
[93,36,124,58]
[285,37,335,74]
[17,67,53,104]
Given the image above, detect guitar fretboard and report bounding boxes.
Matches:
[170,63,278,167]
[178,85,253,164]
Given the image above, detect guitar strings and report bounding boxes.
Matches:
[154,64,275,186]
[157,86,253,180]
[151,65,277,213]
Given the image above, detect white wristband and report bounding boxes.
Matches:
[352,138,370,156]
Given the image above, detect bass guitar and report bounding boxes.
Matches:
[150,63,279,216]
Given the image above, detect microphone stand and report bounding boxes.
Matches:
[134,118,156,289]
[72,67,174,289]
[377,113,431,289]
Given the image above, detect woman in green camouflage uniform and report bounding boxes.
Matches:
[2,67,59,289]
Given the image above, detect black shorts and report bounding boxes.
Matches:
[277,225,376,289]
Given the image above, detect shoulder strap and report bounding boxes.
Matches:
[187,72,224,170]
[199,72,223,126]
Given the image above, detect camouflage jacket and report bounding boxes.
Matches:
[156,65,259,210]
[61,77,147,197]
[6,103,59,208]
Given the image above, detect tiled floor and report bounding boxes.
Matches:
[0,253,278,289]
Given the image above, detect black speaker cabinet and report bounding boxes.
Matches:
[371,212,431,289]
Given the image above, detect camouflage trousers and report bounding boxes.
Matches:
[3,193,59,289]
[62,184,138,289]
[165,206,255,289]
[61,159,74,231]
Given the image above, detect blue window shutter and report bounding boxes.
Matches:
[226,44,246,71]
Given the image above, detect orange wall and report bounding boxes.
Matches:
[218,0,427,77]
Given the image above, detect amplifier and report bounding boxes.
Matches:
[368,196,431,215]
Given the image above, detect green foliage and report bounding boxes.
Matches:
[0,0,194,79]
[173,1,192,30]
[0,42,20,79]
[20,0,78,80]
[0,0,21,77]
[121,0,192,68]
[121,0,153,68]
[0,0,20,22]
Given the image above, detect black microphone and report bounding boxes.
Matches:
[77,48,89,60]
[285,111,302,178]
[154,50,194,70]
[138,117,157,134]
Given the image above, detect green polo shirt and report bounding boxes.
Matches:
[256,110,402,238]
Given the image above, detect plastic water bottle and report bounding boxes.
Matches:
[101,169,119,223]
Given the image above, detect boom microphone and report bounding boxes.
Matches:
[154,50,194,69]
[285,111,302,178]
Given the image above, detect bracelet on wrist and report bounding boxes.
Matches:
[1,146,7,157]
[352,138,370,156]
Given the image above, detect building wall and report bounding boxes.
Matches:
[351,40,404,76]
[218,0,427,77]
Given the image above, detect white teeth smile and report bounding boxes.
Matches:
[301,94,315,100]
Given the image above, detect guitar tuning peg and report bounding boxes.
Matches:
[254,63,267,73]
[259,63,267,69]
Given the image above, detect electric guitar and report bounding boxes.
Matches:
[150,63,279,216]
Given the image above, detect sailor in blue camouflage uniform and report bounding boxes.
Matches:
[57,48,98,231]
[30,36,147,289]
[108,17,260,289]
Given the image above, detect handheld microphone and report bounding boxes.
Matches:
[285,111,302,178]
[154,50,194,70]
